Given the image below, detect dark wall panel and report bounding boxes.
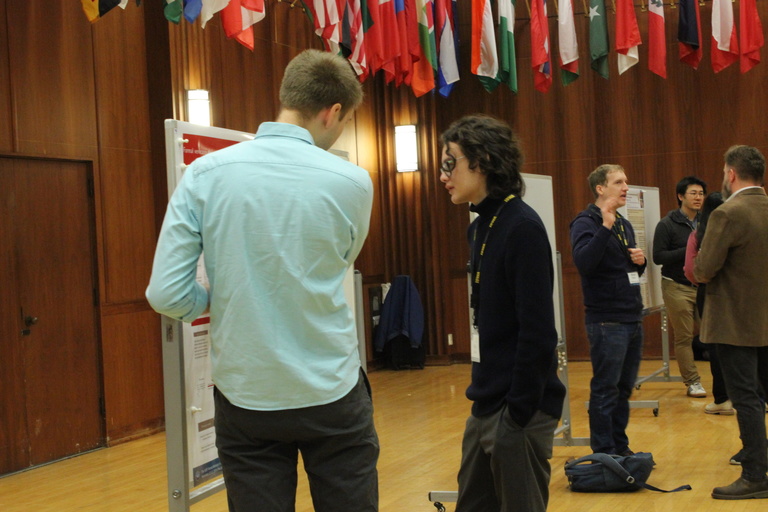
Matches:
[6,2,98,158]
[0,0,12,152]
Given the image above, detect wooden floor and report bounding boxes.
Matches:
[0,360,764,511]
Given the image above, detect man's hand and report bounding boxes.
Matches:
[628,247,645,266]
[600,199,619,228]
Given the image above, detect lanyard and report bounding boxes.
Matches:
[612,212,629,248]
[470,194,515,327]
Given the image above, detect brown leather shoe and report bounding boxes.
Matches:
[712,477,768,500]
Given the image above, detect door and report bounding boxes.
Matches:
[0,157,104,475]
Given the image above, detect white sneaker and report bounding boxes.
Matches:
[705,400,735,415]
[687,382,707,398]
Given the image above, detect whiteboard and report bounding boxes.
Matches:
[521,173,562,338]
[618,186,662,310]
[469,173,562,339]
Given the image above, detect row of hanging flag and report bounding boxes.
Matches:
[82,0,764,97]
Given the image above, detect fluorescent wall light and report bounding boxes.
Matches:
[395,124,419,172]
[187,89,211,126]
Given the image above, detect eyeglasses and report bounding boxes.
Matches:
[686,191,705,197]
[440,155,467,178]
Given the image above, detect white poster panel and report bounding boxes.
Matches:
[619,186,662,310]
[164,120,252,487]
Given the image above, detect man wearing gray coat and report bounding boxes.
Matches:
[694,145,768,500]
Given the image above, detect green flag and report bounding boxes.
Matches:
[589,0,609,79]
[164,0,183,24]
[498,0,518,93]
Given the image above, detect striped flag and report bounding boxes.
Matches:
[435,0,460,96]
[739,0,764,73]
[471,0,499,91]
[615,0,641,74]
[220,0,266,51]
[711,0,739,73]
[648,0,666,78]
[558,0,579,86]
[678,0,702,69]
[346,0,368,79]
[530,0,552,93]
[411,0,437,97]
[498,0,519,92]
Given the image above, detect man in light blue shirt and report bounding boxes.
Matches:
[146,50,378,511]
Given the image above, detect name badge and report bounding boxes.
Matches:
[627,271,640,286]
[470,328,481,363]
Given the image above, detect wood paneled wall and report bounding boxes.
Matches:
[426,3,768,360]
[0,1,165,444]
[3,0,767,443]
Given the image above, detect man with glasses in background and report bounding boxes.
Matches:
[439,115,565,512]
[652,177,709,400]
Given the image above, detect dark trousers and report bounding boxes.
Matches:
[213,371,379,512]
[708,343,730,404]
[456,407,559,512]
[718,344,768,482]
[586,322,644,454]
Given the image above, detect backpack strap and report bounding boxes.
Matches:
[573,453,691,493]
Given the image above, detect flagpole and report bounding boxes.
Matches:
[581,0,588,16]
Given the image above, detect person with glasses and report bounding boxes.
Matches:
[652,176,708,399]
[439,115,565,512]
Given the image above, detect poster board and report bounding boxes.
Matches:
[160,120,363,510]
[619,186,662,311]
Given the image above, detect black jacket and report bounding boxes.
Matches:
[570,204,646,324]
[466,196,565,427]
[652,209,697,286]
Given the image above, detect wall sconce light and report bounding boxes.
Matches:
[395,124,419,172]
[187,89,211,126]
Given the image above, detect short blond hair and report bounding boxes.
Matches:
[588,164,624,198]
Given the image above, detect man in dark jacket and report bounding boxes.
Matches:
[570,164,647,455]
[652,176,707,398]
[439,115,565,512]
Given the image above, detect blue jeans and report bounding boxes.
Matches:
[586,322,644,454]
[718,344,768,482]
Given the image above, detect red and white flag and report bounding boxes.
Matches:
[615,0,641,74]
[471,0,499,82]
[530,0,552,93]
[558,0,579,85]
[711,0,739,73]
[648,0,666,78]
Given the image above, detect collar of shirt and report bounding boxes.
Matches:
[725,185,763,202]
[254,122,315,146]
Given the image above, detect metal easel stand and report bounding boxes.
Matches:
[162,316,226,512]
[428,254,588,510]
[634,306,683,388]
[583,306,667,417]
